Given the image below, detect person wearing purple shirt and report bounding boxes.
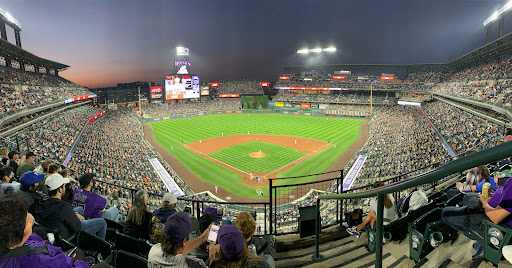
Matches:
[442,177,512,258]
[72,173,119,222]
[0,194,90,268]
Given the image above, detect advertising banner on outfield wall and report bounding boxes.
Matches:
[301,103,311,108]
[268,102,275,106]
[275,102,284,107]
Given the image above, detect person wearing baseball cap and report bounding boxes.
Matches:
[208,225,270,268]
[19,171,46,215]
[72,173,119,222]
[35,174,106,239]
[148,211,211,268]
[152,192,178,224]
[150,192,179,243]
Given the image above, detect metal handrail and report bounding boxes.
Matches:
[313,141,512,267]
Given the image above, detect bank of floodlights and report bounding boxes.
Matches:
[296,47,336,54]
[483,0,512,26]
[0,8,21,29]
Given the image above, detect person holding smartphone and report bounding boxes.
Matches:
[148,212,211,268]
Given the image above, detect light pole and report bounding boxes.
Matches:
[296,47,337,75]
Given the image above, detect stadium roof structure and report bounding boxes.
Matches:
[0,38,69,73]
[448,32,512,69]
[284,32,512,77]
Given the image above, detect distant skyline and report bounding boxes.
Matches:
[1,0,511,88]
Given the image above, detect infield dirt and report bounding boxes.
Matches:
[184,135,329,187]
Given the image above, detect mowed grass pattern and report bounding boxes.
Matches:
[208,141,307,172]
[149,113,364,199]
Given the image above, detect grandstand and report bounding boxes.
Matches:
[3,3,512,268]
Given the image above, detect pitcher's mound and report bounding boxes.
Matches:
[250,152,266,158]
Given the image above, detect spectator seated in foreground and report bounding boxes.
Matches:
[8,150,19,176]
[235,212,276,258]
[442,176,512,258]
[396,187,428,218]
[16,152,36,177]
[0,166,20,195]
[151,192,178,243]
[19,171,47,215]
[34,174,106,239]
[208,225,270,268]
[346,181,398,238]
[0,194,90,268]
[124,190,152,240]
[72,173,119,222]
[148,211,211,268]
[446,150,490,200]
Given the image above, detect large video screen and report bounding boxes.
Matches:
[165,75,200,99]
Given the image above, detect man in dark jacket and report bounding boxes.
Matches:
[35,174,106,239]
[8,150,19,177]
[152,192,178,223]
[19,171,47,215]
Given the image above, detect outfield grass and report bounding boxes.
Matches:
[149,113,364,199]
[208,141,307,172]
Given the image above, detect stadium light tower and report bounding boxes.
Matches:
[296,47,337,54]
[0,8,22,48]
[483,0,512,43]
[295,46,339,75]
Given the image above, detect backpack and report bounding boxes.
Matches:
[150,215,166,243]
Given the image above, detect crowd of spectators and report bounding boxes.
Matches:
[403,72,449,84]
[142,99,240,118]
[0,68,91,118]
[350,105,450,188]
[273,90,394,104]
[9,106,100,163]
[422,101,502,155]
[275,80,403,90]
[403,57,512,110]
[68,111,169,216]
[216,80,264,94]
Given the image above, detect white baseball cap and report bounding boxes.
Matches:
[163,192,177,204]
[46,174,70,191]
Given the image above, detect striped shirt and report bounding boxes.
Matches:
[148,244,207,268]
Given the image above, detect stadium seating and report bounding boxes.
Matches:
[113,250,148,268]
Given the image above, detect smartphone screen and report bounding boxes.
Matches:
[207,224,220,244]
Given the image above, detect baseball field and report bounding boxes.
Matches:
[147,113,365,199]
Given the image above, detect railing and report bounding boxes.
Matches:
[86,178,270,233]
[268,170,342,235]
[314,142,512,267]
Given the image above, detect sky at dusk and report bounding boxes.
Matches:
[1,0,511,88]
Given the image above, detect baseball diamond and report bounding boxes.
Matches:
[146,113,366,200]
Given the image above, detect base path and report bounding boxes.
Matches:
[143,121,369,203]
[184,135,329,187]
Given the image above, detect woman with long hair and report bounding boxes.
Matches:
[208,225,270,268]
[124,190,152,240]
[346,181,398,238]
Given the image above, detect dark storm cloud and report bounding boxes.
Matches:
[0,0,510,87]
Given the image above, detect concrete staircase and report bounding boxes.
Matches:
[275,227,512,268]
